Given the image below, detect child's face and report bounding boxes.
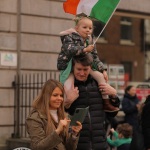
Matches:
[118,133,124,139]
[75,18,93,40]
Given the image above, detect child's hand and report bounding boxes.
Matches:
[110,128,115,133]
[83,45,94,53]
[103,70,108,82]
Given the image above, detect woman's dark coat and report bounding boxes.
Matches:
[122,93,139,130]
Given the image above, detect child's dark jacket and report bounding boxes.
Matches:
[57,28,105,72]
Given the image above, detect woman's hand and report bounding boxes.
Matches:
[99,83,117,97]
[56,118,71,135]
[71,121,82,136]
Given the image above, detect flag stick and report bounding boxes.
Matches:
[93,1,121,45]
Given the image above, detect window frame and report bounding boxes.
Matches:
[120,17,135,45]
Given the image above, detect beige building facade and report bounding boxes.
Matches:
[0,0,150,149]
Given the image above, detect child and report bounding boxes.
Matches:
[107,123,133,149]
[57,13,119,112]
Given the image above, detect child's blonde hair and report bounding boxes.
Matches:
[73,13,92,25]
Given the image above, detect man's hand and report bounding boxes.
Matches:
[66,87,79,102]
[64,87,79,108]
[99,83,117,97]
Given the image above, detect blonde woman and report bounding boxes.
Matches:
[26,79,82,150]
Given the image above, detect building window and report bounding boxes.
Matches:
[120,17,134,45]
[121,61,132,81]
[145,19,150,51]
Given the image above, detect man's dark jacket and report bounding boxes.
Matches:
[141,95,150,149]
[65,76,120,150]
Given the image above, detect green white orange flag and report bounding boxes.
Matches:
[63,0,120,43]
[63,0,120,24]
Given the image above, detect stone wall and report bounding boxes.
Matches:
[0,0,74,147]
[0,0,18,147]
[118,0,150,14]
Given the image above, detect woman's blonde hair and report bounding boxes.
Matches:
[32,79,67,135]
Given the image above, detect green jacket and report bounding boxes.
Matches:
[26,109,79,150]
[107,131,132,147]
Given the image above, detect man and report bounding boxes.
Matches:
[65,54,120,150]
[141,95,150,150]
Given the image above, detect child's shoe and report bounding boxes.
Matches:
[103,99,119,112]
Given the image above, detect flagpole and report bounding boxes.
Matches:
[93,1,121,45]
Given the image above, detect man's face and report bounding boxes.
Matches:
[73,62,91,81]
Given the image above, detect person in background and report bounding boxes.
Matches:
[122,85,145,150]
[65,54,120,150]
[57,13,119,112]
[26,79,82,150]
[107,123,132,150]
[121,85,141,130]
[141,95,150,150]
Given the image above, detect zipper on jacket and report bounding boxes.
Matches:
[88,111,93,150]
[85,83,93,150]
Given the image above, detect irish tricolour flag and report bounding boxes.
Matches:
[63,0,120,24]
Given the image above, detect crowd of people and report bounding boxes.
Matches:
[25,13,150,150]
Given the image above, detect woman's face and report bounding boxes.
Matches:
[128,86,136,97]
[49,87,63,110]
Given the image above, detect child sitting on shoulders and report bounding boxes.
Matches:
[57,13,119,112]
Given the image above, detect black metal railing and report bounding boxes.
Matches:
[12,71,59,138]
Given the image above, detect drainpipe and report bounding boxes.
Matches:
[143,19,146,81]
[14,0,21,138]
